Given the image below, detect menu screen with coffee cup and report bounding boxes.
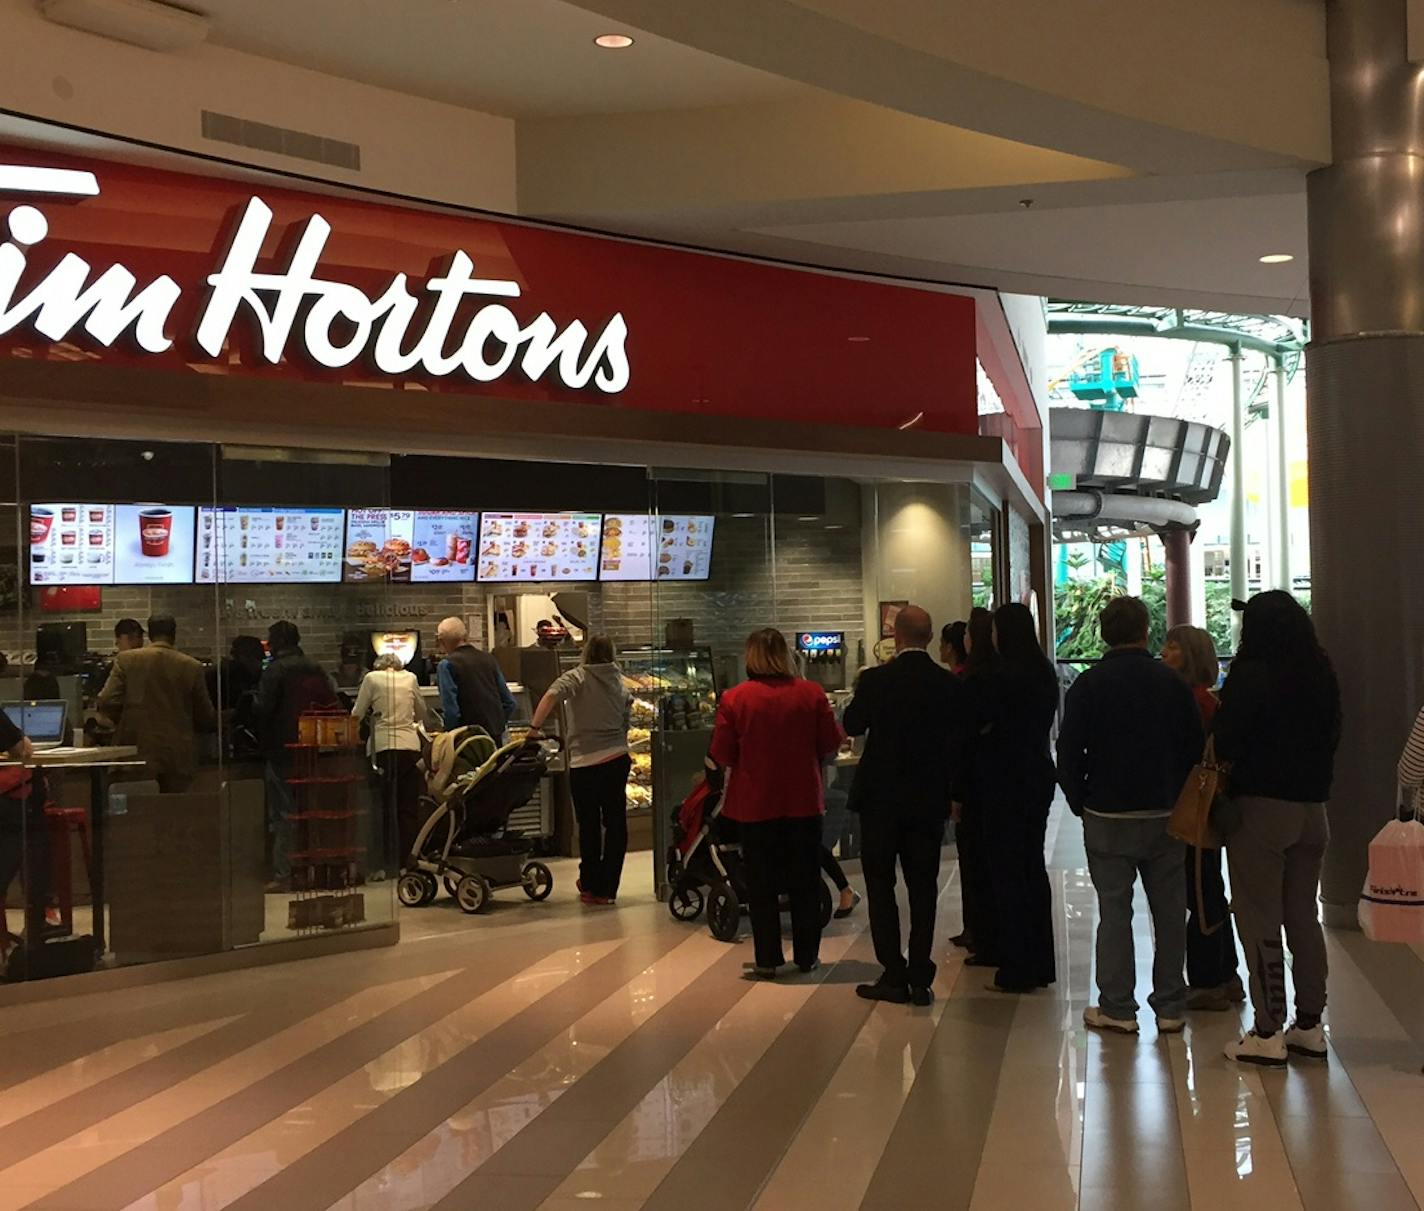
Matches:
[112,504,197,584]
[196,507,345,583]
[30,503,197,586]
[345,509,478,583]
[477,512,602,582]
[599,514,715,581]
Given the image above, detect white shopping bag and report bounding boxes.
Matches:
[1358,809,1424,944]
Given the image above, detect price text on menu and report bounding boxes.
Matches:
[197,507,345,583]
[599,514,715,581]
[477,512,602,582]
[344,509,477,583]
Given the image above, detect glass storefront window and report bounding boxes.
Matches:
[0,432,1007,985]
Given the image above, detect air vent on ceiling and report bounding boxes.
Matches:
[200,111,361,171]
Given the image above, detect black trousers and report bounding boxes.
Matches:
[957,800,985,951]
[820,845,849,891]
[861,812,944,988]
[985,798,1056,989]
[0,776,51,942]
[741,815,823,969]
[375,749,425,870]
[1185,844,1240,989]
[570,755,632,899]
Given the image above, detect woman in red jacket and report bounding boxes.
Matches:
[709,628,844,978]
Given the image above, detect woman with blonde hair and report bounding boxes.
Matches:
[708,628,843,978]
[1161,623,1243,1011]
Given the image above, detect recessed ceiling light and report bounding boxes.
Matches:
[797,515,820,522]
[594,33,635,48]
[1259,253,1294,264]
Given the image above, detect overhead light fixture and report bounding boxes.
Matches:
[39,0,212,52]
[797,515,820,522]
[731,512,755,519]
[594,33,635,48]
[824,524,845,530]
[847,335,870,343]
[1259,253,1294,264]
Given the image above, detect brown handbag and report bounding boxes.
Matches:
[1168,736,1230,935]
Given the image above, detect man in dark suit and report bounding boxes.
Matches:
[844,604,968,1006]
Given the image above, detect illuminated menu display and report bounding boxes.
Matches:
[345,509,479,583]
[30,503,197,586]
[477,512,601,582]
[196,507,345,583]
[599,514,714,581]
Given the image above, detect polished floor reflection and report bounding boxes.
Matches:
[1,802,1422,1210]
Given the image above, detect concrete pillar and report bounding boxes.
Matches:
[1272,359,1293,591]
[1227,345,1247,651]
[1162,528,1193,629]
[1308,0,1424,924]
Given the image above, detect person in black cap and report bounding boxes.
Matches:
[114,618,145,654]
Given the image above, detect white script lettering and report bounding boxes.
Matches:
[0,174,630,394]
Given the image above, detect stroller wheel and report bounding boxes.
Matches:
[818,878,834,929]
[419,872,440,905]
[707,880,741,943]
[397,872,428,908]
[443,874,461,899]
[521,862,554,901]
[455,873,492,914]
[668,883,705,922]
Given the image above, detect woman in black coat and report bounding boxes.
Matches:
[974,603,1059,993]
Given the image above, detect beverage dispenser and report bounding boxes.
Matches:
[796,630,847,691]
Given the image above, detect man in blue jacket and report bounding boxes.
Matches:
[1057,596,1203,1035]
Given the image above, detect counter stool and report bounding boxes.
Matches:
[44,806,93,936]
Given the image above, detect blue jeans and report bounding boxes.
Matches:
[1083,813,1187,1020]
[265,762,295,882]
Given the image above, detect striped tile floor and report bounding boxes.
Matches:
[2,802,1422,1211]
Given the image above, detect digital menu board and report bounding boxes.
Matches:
[477,512,601,582]
[30,503,197,586]
[344,509,477,583]
[599,514,715,581]
[196,507,345,584]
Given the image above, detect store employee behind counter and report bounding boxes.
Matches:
[96,614,217,793]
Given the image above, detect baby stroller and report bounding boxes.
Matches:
[397,726,559,915]
[667,777,833,942]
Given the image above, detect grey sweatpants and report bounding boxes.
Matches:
[1225,796,1329,1035]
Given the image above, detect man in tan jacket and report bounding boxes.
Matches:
[98,615,217,792]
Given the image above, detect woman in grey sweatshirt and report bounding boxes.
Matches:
[530,636,632,904]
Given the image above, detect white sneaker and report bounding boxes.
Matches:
[1156,1016,1186,1034]
[1224,1029,1287,1067]
[1084,1006,1139,1035]
[1285,1022,1327,1060]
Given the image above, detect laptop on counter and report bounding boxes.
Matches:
[3,700,69,750]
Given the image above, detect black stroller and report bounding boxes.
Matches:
[667,777,832,942]
[397,728,560,914]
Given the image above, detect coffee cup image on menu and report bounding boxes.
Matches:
[30,506,53,544]
[139,508,174,557]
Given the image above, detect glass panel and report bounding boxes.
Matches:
[645,469,774,897]
[968,492,999,610]
[214,446,395,947]
[11,432,219,979]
